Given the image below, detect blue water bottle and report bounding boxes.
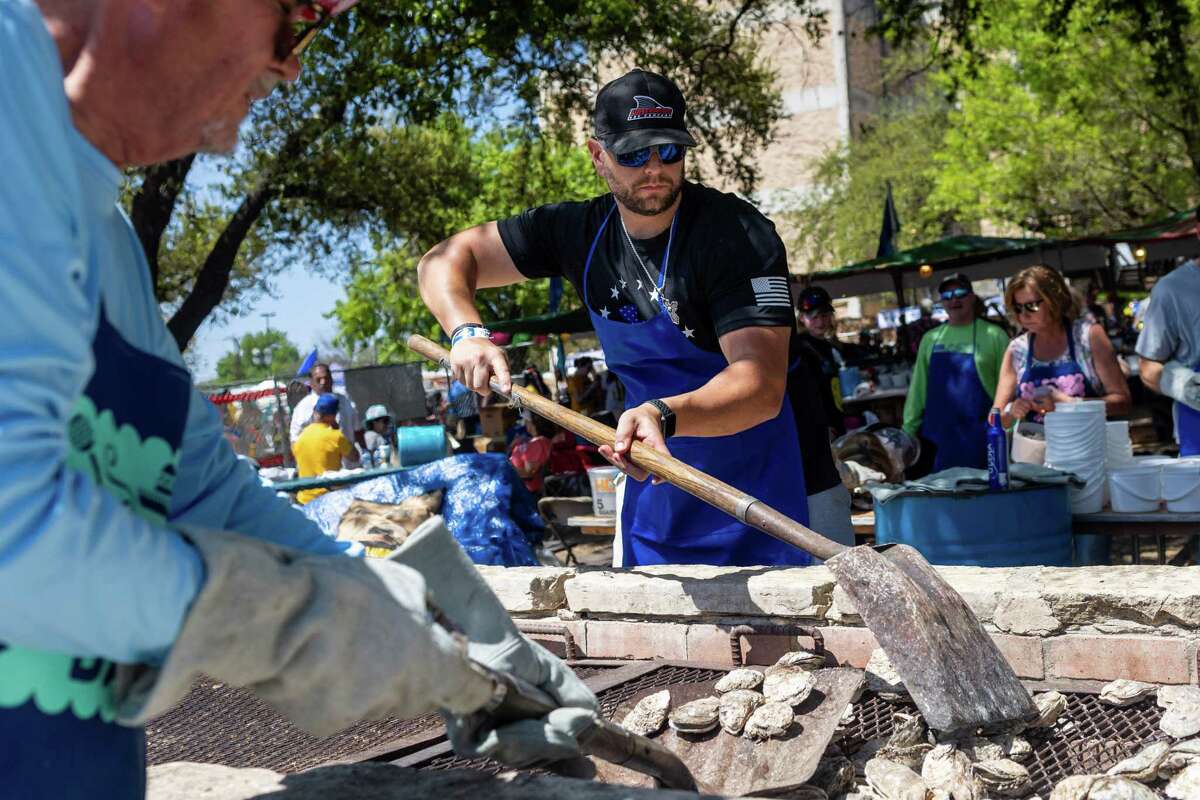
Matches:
[986,408,1010,490]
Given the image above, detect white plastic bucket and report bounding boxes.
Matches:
[587,466,620,515]
[1108,465,1162,513]
[1104,421,1133,467]
[1162,460,1200,512]
[1054,400,1106,414]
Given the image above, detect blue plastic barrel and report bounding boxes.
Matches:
[874,485,1072,566]
[396,424,449,467]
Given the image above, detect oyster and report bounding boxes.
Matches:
[959,737,1007,763]
[971,759,1031,798]
[621,689,671,737]
[1158,739,1200,780]
[763,665,817,707]
[1098,679,1156,708]
[809,755,856,797]
[1105,741,1170,783]
[878,713,933,770]
[775,649,826,670]
[984,734,1033,763]
[1161,701,1200,739]
[866,648,909,701]
[714,667,764,694]
[865,758,929,800]
[1049,775,1098,800]
[1159,685,1200,710]
[743,700,795,741]
[921,744,978,800]
[1165,763,1200,800]
[718,689,764,735]
[1086,776,1158,800]
[667,696,720,734]
[1031,690,1069,728]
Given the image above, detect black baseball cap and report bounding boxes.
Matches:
[937,273,973,293]
[592,69,699,155]
[798,286,834,314]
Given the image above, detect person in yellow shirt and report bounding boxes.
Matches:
[293,394,359,504]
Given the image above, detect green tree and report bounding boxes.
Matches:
[331,119,604,361]
[215,330,301,383]
[127,0,828,352]
[873,0,1200,235]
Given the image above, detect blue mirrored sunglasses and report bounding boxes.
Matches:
[612,143,686,168]
[940,287,971,301]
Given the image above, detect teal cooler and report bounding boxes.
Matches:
[874,485,1072,566]
[396,424,449,467]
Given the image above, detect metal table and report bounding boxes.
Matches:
[1072,509,1200,565]
[270,466,410,494]
[566,514,617,535]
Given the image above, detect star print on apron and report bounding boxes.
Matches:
[584,204,811,567]
[922,321,994,471]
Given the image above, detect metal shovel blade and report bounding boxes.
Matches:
[826,543,1038,738]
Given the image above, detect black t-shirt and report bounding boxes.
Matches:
[497,182,794,353]
[787,333,843,495]
[798,332,845,435]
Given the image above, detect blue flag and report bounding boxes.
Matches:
[877,182,901,259]
[295,347,318,379]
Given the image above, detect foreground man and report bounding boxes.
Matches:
[419,69,810,567]
[0,2,593,797]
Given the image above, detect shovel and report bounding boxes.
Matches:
[409,334,1037,739]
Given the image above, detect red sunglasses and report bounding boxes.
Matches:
[274,0,360,60]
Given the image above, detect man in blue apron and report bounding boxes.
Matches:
[1137,259,1200,454]
[418,69,811,567]
[901,274,1010,472]
[0,3,593,797]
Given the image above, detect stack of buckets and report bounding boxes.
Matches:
[1110,453,1200,513]
[1043,400,1107,514]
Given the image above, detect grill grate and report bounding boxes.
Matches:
[148,664,1176,797]
[833,689,1171,798]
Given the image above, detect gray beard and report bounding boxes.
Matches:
[611,180,683,216]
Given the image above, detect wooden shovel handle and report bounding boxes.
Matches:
[408,334,847,562]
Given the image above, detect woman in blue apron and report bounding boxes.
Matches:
[994,266,1131,429]
[583,205,812,567]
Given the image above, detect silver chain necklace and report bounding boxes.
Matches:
[618,214,681,325]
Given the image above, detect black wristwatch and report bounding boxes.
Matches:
[645,398,676,439]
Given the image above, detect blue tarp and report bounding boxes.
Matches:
[302,453,544,566]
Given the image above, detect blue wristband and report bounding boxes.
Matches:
[451,325,491,346]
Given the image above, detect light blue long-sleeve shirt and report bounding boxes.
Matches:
[0,0,353,672]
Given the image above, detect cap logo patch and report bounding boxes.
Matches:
[627,95,675,121]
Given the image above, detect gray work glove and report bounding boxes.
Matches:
[1160,360,1200,411]
[114,528,497,736]
[390,517,599,768]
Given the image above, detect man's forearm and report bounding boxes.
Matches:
[663,359,785,437]
[1139,357,1164,394]
[417,240,485,334]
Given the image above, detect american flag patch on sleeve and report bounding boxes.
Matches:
[750,276,792,308]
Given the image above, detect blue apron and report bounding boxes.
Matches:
[923,321,993,471]
[1017,321,1098,423]
[583,205,811,567]
[1176,362,1200,456]
[0,307,191,800]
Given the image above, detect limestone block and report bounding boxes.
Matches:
[563,565,836,619]
[1033,567,1200,630]
[147,762,723,800]
[478,566,573,614]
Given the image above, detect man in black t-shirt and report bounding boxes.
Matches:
[417,69,813,567]
[796,286,845,434]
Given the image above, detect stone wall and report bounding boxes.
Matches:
[481,565,1200,688]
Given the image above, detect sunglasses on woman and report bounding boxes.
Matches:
[939,287,971,301]
[611,143,687,169]
[1011,299,1043,315]
[274,0,359,61]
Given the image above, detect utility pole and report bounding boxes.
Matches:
[261,312,276,332]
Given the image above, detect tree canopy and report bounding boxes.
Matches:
[129,0,826,352]
[788,0,1200,269]
[215,330,301,383]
